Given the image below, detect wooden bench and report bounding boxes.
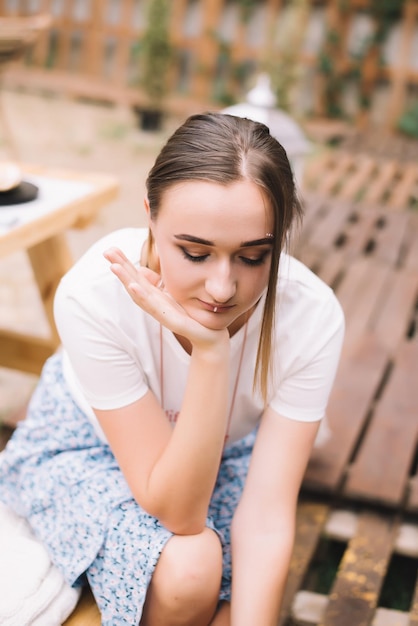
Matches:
[278,178,418,624]
[294,192,418,515]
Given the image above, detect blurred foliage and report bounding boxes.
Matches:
[266,0,310,112]
[237,0,257,24]
[318,0,406,119]
[379,554,417,611]
[398,102,418,138]
[133,0,173,107]
[209,32,255,106]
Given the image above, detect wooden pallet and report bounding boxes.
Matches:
[304,151,418,211]
[286,501,418,626]
[293,193,418,513]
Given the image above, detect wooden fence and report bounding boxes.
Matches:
[1,0,418,129]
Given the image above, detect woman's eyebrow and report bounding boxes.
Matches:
[241,237,275,247]
[174,234,274,247]
[174,234,213,245]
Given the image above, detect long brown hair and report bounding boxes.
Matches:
[146,112,302,402]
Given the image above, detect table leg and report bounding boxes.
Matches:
[0,233,73,375]
[27,232,73,345]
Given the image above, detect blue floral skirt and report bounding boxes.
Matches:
[0,353,256,625]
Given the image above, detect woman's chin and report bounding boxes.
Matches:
[185,307,234,330]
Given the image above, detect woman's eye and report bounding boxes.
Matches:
[240,254,268,267]
[181,247,208,263]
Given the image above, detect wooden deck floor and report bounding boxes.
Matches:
[1,147,417,625]
[284,149,418,626]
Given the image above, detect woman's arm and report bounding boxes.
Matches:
[94,247,231,535]
[230,408,319,625]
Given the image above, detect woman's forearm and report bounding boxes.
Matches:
[230,522,295,625]
[147,342,231,533]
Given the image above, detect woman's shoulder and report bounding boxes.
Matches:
[59,227,147,292]
[277,253,344,330]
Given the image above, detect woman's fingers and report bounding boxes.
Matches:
[104,247,179,324]
[104,247,225,346]
[104,247,138,283]
[104,247,161,289]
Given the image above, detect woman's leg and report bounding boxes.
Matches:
[140,527,223,626]
[210,602,230,625]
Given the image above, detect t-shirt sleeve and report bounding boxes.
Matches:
[53,231,150,411]
[269,290,345,422]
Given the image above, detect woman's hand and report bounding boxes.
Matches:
[104,247,228,351]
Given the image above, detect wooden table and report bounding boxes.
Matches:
[0,165,118,375]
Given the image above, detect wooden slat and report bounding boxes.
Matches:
[338,156,377,201]
[305,200,353,252]
[408,475,418,514]
[333,207,380,261]
[335,258,392,346]
[315,248,347,289]
[0,329,56,375]
[410,571,418,626]
[387,163,418,210]
[278,501,329,626]
[368,210,409,266]
[27,233,73,342]
[0,425,14,453]
[371,270,418,354]
[63,586,100,626]
[319,512,398,626]
[298,194,330,241]
[303,152,336,191]
[304,334,388,493]
[315,153,355,197]
[403,212,418,272]
[361,161,399,205]
[344,341,418,508]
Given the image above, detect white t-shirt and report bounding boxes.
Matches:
[54,228,344,446]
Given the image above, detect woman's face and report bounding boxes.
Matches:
[149,179,274,334]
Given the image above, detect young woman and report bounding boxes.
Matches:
[0,113,344,625]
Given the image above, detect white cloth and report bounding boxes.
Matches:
[54,228,345,446]
[0,499,81,625]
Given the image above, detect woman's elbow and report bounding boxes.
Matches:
[135,493,207,536]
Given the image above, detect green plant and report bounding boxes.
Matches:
[316,0,405,119]
[237,0,257,24]
[265,0,310,112]
[137,0,173,108]
[317,28,348,118]
[397,102,418,138]
[352,0,406,113]
[209,33,254,106]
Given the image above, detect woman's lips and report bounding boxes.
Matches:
[199,300,235,313]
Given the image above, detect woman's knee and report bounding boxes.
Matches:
[151,527,223,608]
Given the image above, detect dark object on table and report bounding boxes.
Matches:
[0,181,39,205]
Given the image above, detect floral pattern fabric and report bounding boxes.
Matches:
[0,353,256,625]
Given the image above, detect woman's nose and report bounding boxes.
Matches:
[205,263,236,303]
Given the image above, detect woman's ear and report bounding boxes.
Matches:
[144,196,151,221]
[144,197,160,272]
[144,196,157,241]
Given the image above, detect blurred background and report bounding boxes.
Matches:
[2,0,418,133]
[0,2,418,623]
